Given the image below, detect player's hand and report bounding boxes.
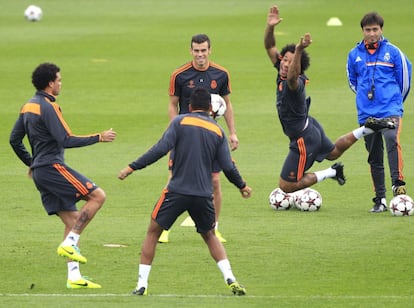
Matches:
[101,128,116,142]
[229,133,239,151]
[267,5,283,27]
[118,166,134,180]
[28,168,33,179]
[240,185,252,199]
[297,33,312,50]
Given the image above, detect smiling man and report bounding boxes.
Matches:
[158,34,239,244]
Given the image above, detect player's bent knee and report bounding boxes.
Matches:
[89,188,106,206]
[279,181,298,193]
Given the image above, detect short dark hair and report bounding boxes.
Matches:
[190,87,211,111]
[276,44,310,74]
[360,12,384,29]
[191,34,210,48]
[32,63,60,91]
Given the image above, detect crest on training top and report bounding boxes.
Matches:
[210,80,217,89]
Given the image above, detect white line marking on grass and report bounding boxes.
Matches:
[2,294,414,299]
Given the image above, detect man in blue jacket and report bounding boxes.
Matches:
[347,12,412,212]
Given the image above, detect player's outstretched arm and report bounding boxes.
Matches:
[287,33,312,90]
[264,5,283,64]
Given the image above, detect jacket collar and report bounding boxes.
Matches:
[36,90,56,102]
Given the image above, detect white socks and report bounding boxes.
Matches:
[314,167,336,183]
[135,260,235,289]
[353,126,374,139]
[217,259,236,282]
[65,231,81,281]
[137,264,152,289]
[68,261,81,281]
[62,231,80,247]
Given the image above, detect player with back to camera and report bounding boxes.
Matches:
[159,33,239,243]
[118,87,252,296]
[9,63,116,289]
[346,12,412,212]
[264,5,396,194]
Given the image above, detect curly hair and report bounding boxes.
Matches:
[275,44,310,74]
[31,63,60,91]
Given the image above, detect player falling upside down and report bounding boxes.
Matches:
[264,5,395,193]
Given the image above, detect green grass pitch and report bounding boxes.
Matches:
[1,0,414,307]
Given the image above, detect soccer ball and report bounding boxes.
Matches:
[24,5,43,22]
[269,188,294,210]
[296,188,322,211]
[389,195,414,216]
[210,94,226,119]
[288,189,305,210]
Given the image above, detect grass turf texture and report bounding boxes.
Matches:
[1,0,414,307]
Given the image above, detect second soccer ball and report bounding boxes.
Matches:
[210,94,226,120]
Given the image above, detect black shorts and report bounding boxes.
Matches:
[151,189,215,233]
[280,117,334,182]
[32,163,98,215]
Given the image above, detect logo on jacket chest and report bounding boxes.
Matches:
[187,79,218,90]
